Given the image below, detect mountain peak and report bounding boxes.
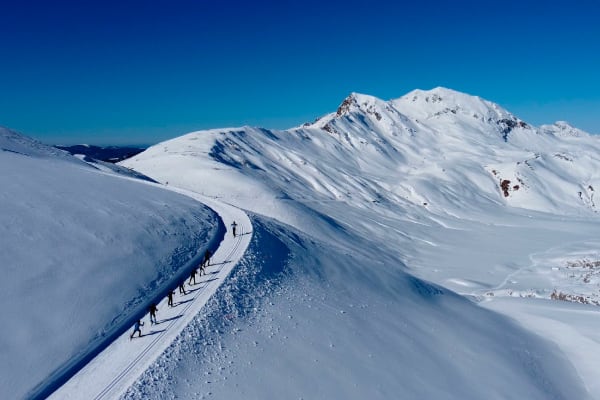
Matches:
[336,92,383,117]
[393,87,514,118]
[395,87,488,109]
[540,121,589,138]
[406,86,468,99]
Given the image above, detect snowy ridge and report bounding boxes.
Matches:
[121,214,587,400]
[50,191,251,400]
[0,126,85,163]
[125,88,600,220]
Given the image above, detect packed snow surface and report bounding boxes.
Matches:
[119,87,600,399]
[0,128,220,399]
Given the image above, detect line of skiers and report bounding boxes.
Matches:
[130,249,212,339]
[130,220,240,339]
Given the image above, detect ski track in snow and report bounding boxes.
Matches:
[49,191,252,400]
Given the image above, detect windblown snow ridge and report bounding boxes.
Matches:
[124,215,586,400]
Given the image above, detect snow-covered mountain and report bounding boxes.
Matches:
[119,88,600,399]
[125,87,600,222]
[0,128,221,399]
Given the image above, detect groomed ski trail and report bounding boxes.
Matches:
[49,191,252,400]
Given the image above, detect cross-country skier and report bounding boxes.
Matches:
[130,319,144,339]
[168,290,175,307]
[179,281,187,295]
[189,268,197,285]
[203,249,212,267]
[231,221,238,237]
[148,303,158,325]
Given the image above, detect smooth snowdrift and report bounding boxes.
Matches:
[122,88,600,399]
[0,128,220,399]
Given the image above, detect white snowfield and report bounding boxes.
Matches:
[50,192,251,400]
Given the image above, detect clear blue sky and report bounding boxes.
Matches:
[1,0,599,145]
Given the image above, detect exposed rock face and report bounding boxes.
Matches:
[497,118,529,142]
[336,94,357,116]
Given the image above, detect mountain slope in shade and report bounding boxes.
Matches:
[55,144,146,163]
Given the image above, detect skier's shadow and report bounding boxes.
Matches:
[201,277,218,284]
[209,261,229,266]
[175,299,193,306]
[159,314,182,324]
[142,329,165,337]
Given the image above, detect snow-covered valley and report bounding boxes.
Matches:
[4,87,600,399]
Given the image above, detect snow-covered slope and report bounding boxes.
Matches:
[0,128,221,399]
[120,88,600,399]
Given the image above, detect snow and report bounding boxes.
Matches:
[540,121,590,138]
[117,87,600,399]
[0,128,221,399]
[482,298,600,396]
[6,85,600,399]
[50,193,251,400]
[120,216,587,400]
